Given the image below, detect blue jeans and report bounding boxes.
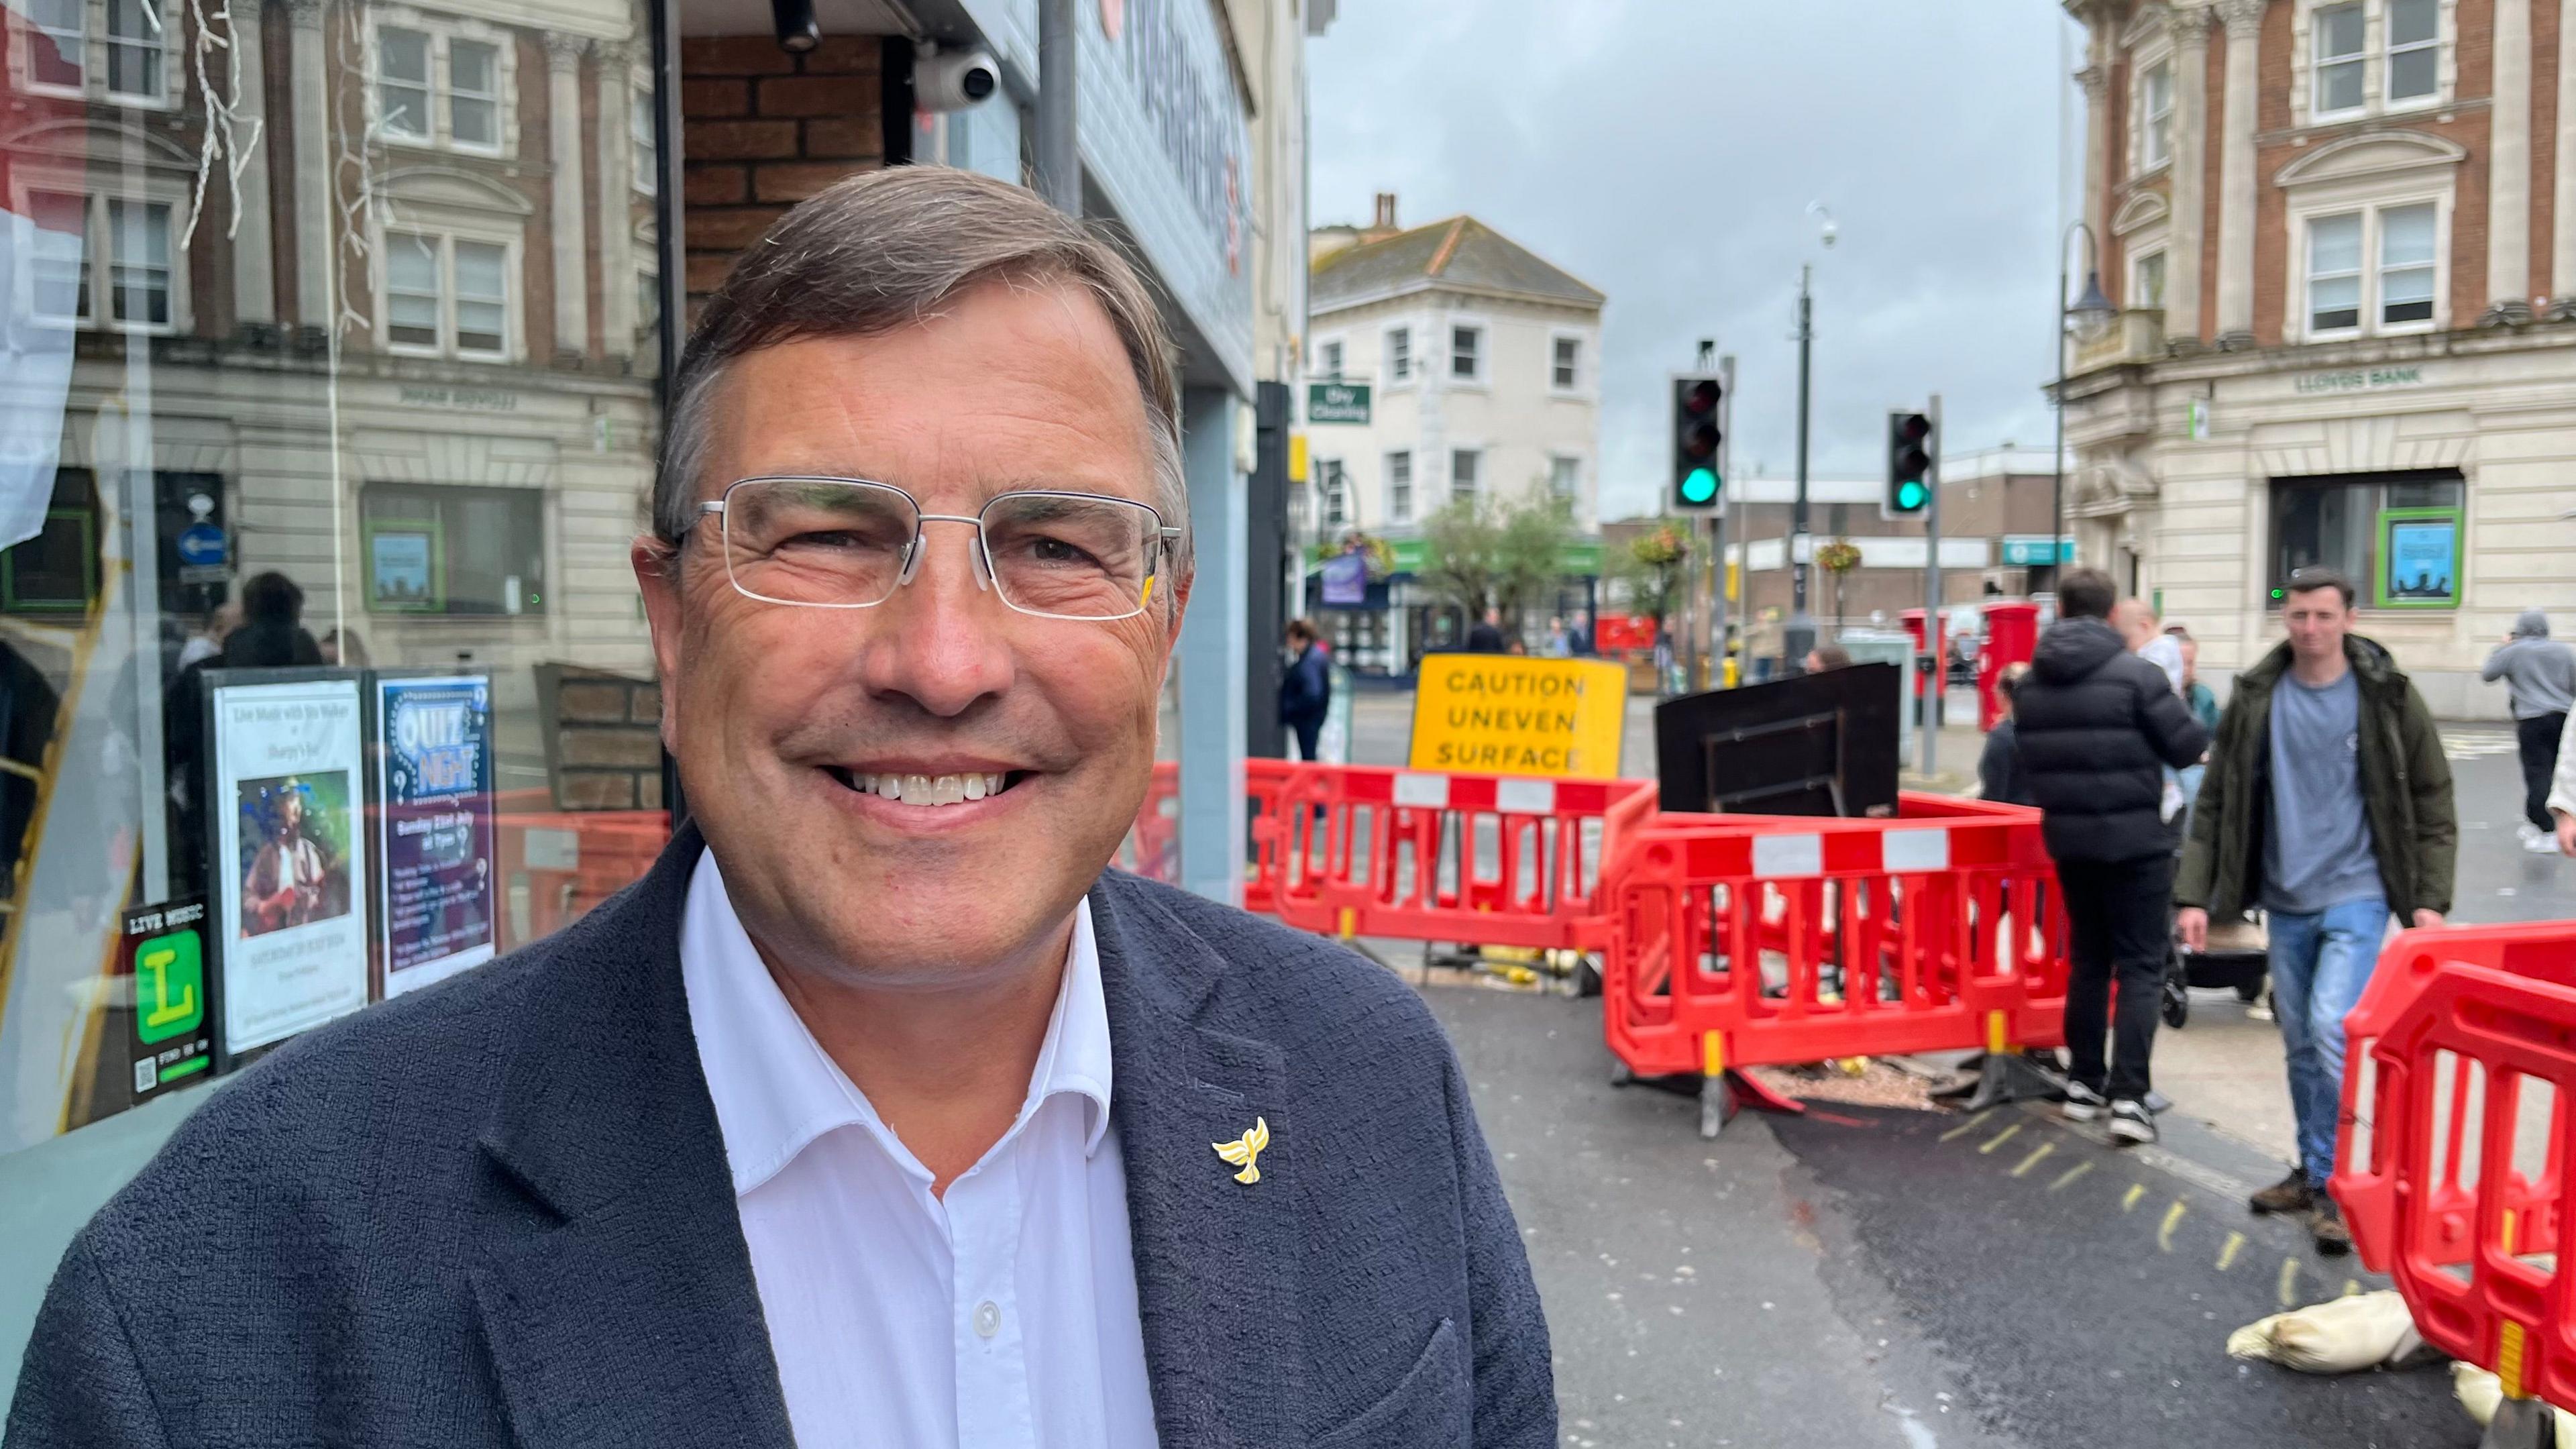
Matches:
[2266,896,2391,1189]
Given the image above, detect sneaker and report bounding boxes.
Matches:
[2310,1198,2353,1256]
[2108,1098,2157,1145]
[2061,1081,2108,1123]
[2528,829,2565,856]
[2249,1169,2314,1216]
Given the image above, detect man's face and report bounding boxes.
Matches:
[638,280,1185,989]
[2282,586,2352,666]
[2179,637,2199,683]
[2112,601,2154,649]
[279,792,303,839]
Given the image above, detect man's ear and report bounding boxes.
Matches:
[632,537,686,751]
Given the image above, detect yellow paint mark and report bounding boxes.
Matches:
[1984,1010,2007,1055]
[2121,1183,2147,1213]
[1336,908,1356,941]
[2008,1142,2057,1178]
[2277,1257,2302,1308]
[1939,1111,1994,1143]
[1978,1123,2024,1155]
[2048,1161,2096,1193]
[1701,1032,1725,1078]
[2504,1210,2518,1256]
[2157,1200,2188,1252]
[2500,1320,2531,1400]
[2216,1232,2247,1272]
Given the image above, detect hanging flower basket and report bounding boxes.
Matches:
[1630,525,1690,569]
[1816,539,1864,575]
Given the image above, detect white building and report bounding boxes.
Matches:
[1303,196,1605,671]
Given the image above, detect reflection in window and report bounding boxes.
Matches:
[450,40,500,149]
[364,484,547,615]
[103,0,161,101]
[106,199,170,329]
[454,242,507,354]
[0,471,101,613]
[385,232,441,347]
[2314,2,2364,114]
[378,27,433,138]
[382,231,512,358]
[27,191,91,324]
[2387,0,2438,103]
[2307,212,2362,333]
[28,0,84,89]
[633,89,658,195]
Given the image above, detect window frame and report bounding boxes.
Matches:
[2136,53,2175,174]
[2383,0,2440,109]
[9,178,191,336]
[2312,1,2368,119]
[6,0,178,109]
[1382,323,1413,386]
[444,36,505,156]
[631,78,659,197]
[1320,459,1348,528]
[1317,335,1344,381]
[1447,321,1484,384]
[1548,330,1584,394]
[1547,453,1580,502]
[1448,447,1481,505]
[2292,0,2453,127]
[373,223,523,362]
[369,8,519,159]
[2288,191,2448,342]
[2266,470,2465,610]
[1387,449,1413,523]
[2129,246,2168,311]
[361,482,551,617]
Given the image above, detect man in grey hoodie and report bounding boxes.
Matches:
[2483,608,2576,855]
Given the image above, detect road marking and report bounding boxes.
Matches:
[2133,1144,2259,1205]
[2157,1200,2188,1252]
[1939,1111,1994,1143]
[2121,1183,2146,1213]
[2217,1232,2247,1272]
[2048,1161,2096,1193]
[1977,1124,2023,1155]
[2278,1257,2302,1307]
[2008,1142,2056,1178]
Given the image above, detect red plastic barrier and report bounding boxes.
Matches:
[1255,764,1660,950]
[492,808,673,953]
[2335,922,2576,1406]
[1601,804,2068,1081]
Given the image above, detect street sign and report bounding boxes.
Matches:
[1409,655,1627,780]
[1307,381,1371,425]
[2000,536,2076,566]
[176,522,227,568]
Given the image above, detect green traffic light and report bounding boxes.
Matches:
[1681,467,1719,504]
[1895,479,1927,510]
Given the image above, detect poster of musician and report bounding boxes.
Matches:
[209,676,370,1057]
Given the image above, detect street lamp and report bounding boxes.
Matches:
[1784,203,1835,673]
[2049,219,2117,591]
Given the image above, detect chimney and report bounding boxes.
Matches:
[1373,193,1397,230]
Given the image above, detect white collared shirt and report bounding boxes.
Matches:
[679,851,1159,1449]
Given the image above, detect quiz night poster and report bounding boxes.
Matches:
[376,674,498,996]
[211,676,370,1055]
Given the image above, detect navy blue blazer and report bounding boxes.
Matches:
[7,826,1554,1447]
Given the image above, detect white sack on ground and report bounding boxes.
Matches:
[2224,1289,2427,1373]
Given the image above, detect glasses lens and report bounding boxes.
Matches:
[981,493,1158,619]
[721,478,916,606]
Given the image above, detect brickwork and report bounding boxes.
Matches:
[2539,0,2562,294]
[679,36,888,314]
[538,665,666,811]
[2196,21,2225,343]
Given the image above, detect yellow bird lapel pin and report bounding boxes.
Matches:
[1212,1117,1271,1185]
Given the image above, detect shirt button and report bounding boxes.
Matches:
[973,1301,1002,1339]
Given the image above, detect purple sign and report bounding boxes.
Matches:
[1320,551,1367,606]
[374,675,497,996]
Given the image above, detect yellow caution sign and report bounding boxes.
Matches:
[1408,655,1627,780]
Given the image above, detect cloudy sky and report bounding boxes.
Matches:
[1308,1,2087,521]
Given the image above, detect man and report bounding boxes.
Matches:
[2115,597,2185,694]
[2177,568,2455,1255]
[174,600,243,670]
[1976,663,2033,807]
[2009,568,2208,1145]
[2481,608,2576,856]
[1466,604,1507,653]
[1804,643,1852,674]
[1542,615,1572,658]
[11,168,1553,1448]
[241,780,332,935]
[2554,708,2576,857]
[1278,618,1332,761]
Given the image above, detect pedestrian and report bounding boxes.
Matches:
[2116,597,2185,694]
[1977,663,2035,806]
[2008,567,2208,1145]
[1278,619,1331,761]
[2176,567,2455,1255]
[2174,630,2220,734]
[1569,610,1595,656]
[2554,707,2576,856]
[174,601,242,670]
[11,167,1558,1447]
[1543,615,1572,657]
[1466,604,1507,653]
[1804,643,1852,674]
[2480,607,2576,856]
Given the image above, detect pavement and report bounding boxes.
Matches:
[1345,686,2568,1446]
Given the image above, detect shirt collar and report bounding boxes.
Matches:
[679,849,1114,1198]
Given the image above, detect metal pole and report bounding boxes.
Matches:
[2049,225,2075,590]
[1785,265,1815,673]
[1036,0,1080,215]
[1920,392,1943,777]
[1712,352,1736,688]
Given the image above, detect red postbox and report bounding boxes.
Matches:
[1976,600,2039,730]
[1899,608,1944,699]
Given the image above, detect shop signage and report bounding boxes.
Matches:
[2292,365,2428,396]
[121,896,213,1104]
[375,674,498,996]
[1409,655,1627,780]
[1308,382,1371,425]
[207,674,372,1060]
[1319,551,1367,606]
[2000,536,2076,566]
[397,385,520,411]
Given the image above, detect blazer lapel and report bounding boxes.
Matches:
[1093,877,1305,1448]
[468,822,796,1449]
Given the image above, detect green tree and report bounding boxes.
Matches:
[1606,523,1690,629]
[1418,493,1580,628]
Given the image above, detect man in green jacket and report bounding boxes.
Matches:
[2175,568,2455,1255]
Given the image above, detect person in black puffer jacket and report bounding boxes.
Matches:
[2011,567,2208,1144]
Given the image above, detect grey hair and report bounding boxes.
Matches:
[654,166,1192,588]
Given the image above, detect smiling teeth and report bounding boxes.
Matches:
[856,772,1006,806]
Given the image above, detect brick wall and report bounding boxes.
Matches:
[2539,0,2562,294]
[537,664,666,810]
[679,36,889,311]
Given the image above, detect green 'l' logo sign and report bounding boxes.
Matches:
[135,931,203,1045]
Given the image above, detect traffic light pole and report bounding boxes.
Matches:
[1711,352,1736,687]
[1919,392,1943,778]
[1784,265,1815,676]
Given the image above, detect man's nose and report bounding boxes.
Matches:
[858,522,1014,716]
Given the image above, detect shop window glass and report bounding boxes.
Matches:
[105,199,170,329]
[27,191,90,323]
[102,0,160,101]
[364,484,545,615]
[2269,472,2464,603]
[378,27,433,138]
[27,0,84,89]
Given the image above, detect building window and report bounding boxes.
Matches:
[25,0,83,91]
[363,484,548,615]
[1385,325,1411,382]
[1450,325,1481,381]
[2306,212,2364,333]
[1548,455,1578,500]
[25,191,91,325]
[101,0,162,102]
[0,470,100,613]
[2131,249,2167,309]
[2386,0,2438,103]
[1450,448,1479,503]
[2139,58,2174,170]
[379,28,434,139]
[2269,471,2462,604]
[384,230,513,358]
[21,191,177,333]
[1319,339,1342,380]
[449,40,500,149]
[2378,203,2436,324]
[1387,450,1412,523]
[1321,461,1347,527]
[1551,335,1579,390]
[637,267,660,341]
[105,199,170,329]
[632,88,659,195]
[2314,3,2366,115]
[12,0,171,105]
[377,20,511,154]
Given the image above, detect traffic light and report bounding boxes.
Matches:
[1671,374,1723,511]
[1886,410,1933,517]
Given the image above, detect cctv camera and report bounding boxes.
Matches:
[915,46,999,111]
